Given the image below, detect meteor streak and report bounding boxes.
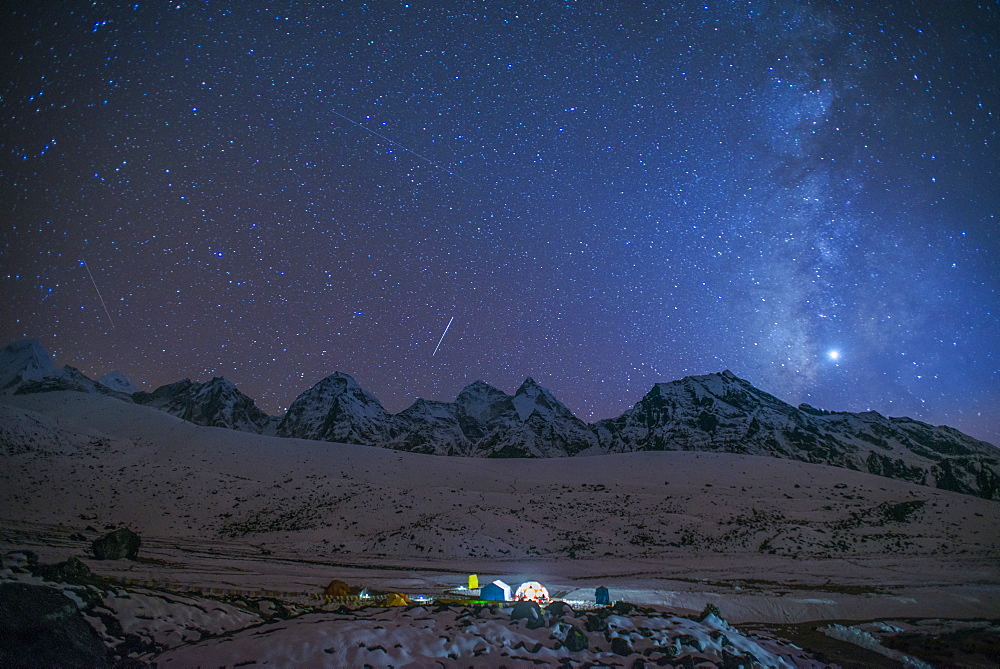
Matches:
[432,316,454,357]
[81,258,115,329]
[331,110,472,184]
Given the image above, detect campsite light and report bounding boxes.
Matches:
[514,581,550,604]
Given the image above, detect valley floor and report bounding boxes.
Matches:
[4,517,999,625]
[3,518,999,667]
[2,391,999,666]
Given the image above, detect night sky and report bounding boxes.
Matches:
[2,1,998,444]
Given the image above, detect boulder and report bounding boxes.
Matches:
[91,527,141,560]
[1,550,38,570]
[510,600,546,629]
[610,636,632,656]
[563,624,589,652]
[546,601,575,618]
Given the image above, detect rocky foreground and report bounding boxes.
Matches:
[0,552,837,668]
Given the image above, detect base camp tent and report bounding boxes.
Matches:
[480,579,512,601]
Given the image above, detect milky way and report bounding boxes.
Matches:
[2,2,997,443]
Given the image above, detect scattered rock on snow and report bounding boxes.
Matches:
[30,556,92,583]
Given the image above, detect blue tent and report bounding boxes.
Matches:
[595,586,610,605]
[480,579,512,601]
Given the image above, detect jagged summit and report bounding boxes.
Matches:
[454,380,510,425]
[275,371,390,444]
[3,336,997,499]
[512,377,577,423]
[0,338,55,391]
[134,376,270,433]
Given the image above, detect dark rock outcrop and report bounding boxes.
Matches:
[92,527,141,560]
[30,556,92,583]
[563,624,589,651]
[0,582,109,667]
[134,377,270,433]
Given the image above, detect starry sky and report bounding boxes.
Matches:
[2,1,998,444]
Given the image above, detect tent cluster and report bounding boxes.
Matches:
[322,575,611,608]
[479,579,550,603]
[473,575,609,606]
[323,579,410,606]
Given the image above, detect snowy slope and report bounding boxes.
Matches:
[1,389,997,626]
[2,371,997,666]
[0,403,122,456]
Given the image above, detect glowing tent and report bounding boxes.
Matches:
[514,581,550,603]
[384,592,411,607]
[324,579,351,597]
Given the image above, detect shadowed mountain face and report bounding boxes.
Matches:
[276,374,599,458]
[2,339,998,499]
[274,372,391,444]
[594,371,1000,500]
[133,378,271,434]
[0,339,53,391]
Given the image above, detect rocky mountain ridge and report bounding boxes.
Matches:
[2,338,997,500]
[133,377,273,434]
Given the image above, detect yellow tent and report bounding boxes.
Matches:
[384,592,411,607]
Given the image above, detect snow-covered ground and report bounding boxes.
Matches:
[2,390,998,666]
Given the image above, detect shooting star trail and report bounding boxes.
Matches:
[431,316,454,357]
[81,258,115,329]
[331,110,473,184]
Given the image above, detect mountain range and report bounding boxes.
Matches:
[3,338,997,500]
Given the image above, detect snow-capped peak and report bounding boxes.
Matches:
[454,380,510,424]
[97,370,141,395]
[0,338,55,392]
[511,377,572,422]
[275,371,389,444]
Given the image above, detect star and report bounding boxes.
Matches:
[0,0,996,445]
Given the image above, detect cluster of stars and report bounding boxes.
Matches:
[1,1,997,444]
